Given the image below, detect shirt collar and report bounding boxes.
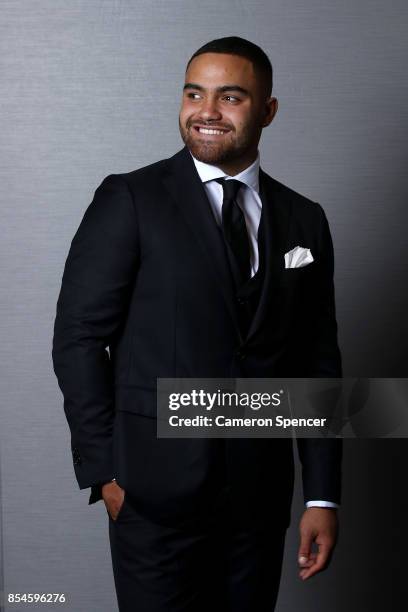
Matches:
[189,150,260,194]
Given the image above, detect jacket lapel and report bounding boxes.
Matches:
[161,147,293,346]
[162,146,243,342]
[246,168,293,342]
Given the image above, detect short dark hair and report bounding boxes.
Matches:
[186,36,273,96]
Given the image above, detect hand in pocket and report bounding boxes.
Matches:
[102,481,125,521]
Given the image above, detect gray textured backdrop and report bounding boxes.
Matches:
[1,1,407,611]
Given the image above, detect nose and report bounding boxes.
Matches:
[198,97,222,122]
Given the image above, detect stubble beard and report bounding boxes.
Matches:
[179,117,256,166]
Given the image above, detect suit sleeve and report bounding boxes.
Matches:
[52,174,139,503]
[297,203,343,505]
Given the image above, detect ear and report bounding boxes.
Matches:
[262,97,278,127]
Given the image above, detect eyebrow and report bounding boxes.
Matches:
[183,83,250,96]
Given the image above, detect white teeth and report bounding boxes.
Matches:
[198,128,226,135]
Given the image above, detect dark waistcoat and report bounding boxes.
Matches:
[221,202,267,340]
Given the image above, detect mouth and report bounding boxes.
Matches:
[192,125,231,137]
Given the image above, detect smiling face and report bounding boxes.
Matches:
[179,52,277,175]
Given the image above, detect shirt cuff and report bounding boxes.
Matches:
[305,500,339,509]
[88,478,116,505]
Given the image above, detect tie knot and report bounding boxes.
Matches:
[215,178,242,201]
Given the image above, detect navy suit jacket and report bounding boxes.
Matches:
[52,146,342,526]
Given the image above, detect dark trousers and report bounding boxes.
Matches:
[108,486,287,612]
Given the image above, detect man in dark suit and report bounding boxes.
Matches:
[52,36,342,611]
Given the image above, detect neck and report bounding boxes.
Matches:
[215,150,258,176]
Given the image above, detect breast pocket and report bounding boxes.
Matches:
[278,262,316,285]
[273,263,317,311]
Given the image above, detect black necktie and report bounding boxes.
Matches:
[215,178,251,285]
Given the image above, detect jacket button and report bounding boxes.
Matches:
[237,297,247,305]
[72,447,82,465]
[236,349,247,360]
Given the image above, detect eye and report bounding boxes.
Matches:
[186,92,201,100]
[223,95,240,103]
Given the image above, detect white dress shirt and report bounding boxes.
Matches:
[191,151,262,278]
[190,150,339,511]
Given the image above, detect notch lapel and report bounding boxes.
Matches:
[246,168,293,342]
[161,146,243,342]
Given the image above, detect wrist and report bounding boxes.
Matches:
[102,478,116,487]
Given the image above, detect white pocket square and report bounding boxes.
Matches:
[284,246,314,268]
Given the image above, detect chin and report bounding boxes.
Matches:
[191,149,224,165]
[179,126,232,165]
[185,140,233,166]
